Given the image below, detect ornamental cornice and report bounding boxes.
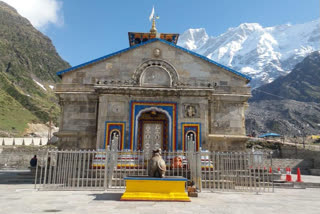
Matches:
[93,85,250,98]
[94,85,212,97]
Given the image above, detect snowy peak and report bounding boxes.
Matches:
[178,19,320,88]
[179,28,209,50]
[230,23,264,34]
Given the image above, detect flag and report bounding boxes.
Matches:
[149,6,155,21]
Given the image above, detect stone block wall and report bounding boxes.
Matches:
[206,137,247,152]
[270,158,314,174]
[0,146,47,169]
[55,93,98,149]
[278,145,320,170]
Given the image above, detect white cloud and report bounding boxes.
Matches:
[2,0,63,29]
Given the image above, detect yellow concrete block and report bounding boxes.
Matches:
[120,177,190,202]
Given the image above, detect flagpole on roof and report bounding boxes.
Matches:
[149,6,155,22]
[149,6,159,35]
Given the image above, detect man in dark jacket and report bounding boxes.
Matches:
[30,155,37,167]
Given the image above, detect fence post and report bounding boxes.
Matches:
[196,151,202,192]
[270,151,274,192]
[104,150,107,190]
[34,154,39,190]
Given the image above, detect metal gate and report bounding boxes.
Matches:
[35,150,273,193]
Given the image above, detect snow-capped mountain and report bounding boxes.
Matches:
[178,19,320,88]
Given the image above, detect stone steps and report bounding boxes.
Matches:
[0,170,35,184]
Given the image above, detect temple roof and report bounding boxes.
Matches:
[128,32,179,47]
[56,38,251,82]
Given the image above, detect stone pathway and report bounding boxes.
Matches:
[1,184,320,214]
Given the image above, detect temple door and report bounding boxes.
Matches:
[142,122,163,152]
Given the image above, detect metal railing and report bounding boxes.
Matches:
[35,150,106,190]
[201,152,273,192]
[35,150,273,193]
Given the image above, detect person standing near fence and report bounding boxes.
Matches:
[30,155,37,167]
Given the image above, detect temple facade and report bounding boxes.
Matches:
[54,23,251,152]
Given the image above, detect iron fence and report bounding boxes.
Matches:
[35,150,273,193]
[201,151,273,192]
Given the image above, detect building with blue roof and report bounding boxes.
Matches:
[54,20,252,152]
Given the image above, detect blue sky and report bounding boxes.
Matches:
[4,0,319,66]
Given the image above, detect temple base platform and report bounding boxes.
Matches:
[120,176,190,202]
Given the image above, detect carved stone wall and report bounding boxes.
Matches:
[61,41,249,88]
[211,100,246,135]
[56,40,251,151]
[55,93,98,149]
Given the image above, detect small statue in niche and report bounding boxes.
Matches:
[148,149,166,178]
[186,105,196,117]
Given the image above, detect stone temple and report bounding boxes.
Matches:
[54,20,251,152]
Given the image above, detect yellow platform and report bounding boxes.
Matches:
[120,177,190,202]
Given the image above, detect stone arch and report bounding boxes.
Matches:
[132,59,179,87]
[134,106,172,151]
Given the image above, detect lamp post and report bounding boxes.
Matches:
[301,124,309,149]
[294,135,297,156]
[47,106,54,141]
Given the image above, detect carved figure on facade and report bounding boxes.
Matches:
[153,48,161,57]
[184,104,200,118]
[111,104,122,114]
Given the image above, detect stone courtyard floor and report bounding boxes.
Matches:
[1,184,320,214]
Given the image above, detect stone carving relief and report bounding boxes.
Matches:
[153,48,161,57]
[141,67,171,87]
[109,102,124,115]
[184,104,200,118]
[105,63,113,71]
[213,121,230,129]
[143,123,163,157]
[132,59,179,87]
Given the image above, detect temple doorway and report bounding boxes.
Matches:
[137,110,169,151]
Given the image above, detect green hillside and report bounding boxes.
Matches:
[0,2,70,136]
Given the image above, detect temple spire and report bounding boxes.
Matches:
[128,7,179,47]
[150,16,157,34]
[149,6,159,35]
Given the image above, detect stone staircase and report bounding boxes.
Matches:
[0,169,35,184]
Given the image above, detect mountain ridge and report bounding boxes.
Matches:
[0,1,70,136]
[246,51,320,136]
[252,51,320,103]
[178,19,320,88]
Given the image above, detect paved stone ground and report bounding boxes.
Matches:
[294,174,320,183]
[1,184,320,214]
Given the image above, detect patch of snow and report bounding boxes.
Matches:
[241,67,257,75]
[33,79,47,91]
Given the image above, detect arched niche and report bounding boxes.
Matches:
[132,59,179,87]
[140,66,171,87]
[109,129,121,151]
[185,130,197,151]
